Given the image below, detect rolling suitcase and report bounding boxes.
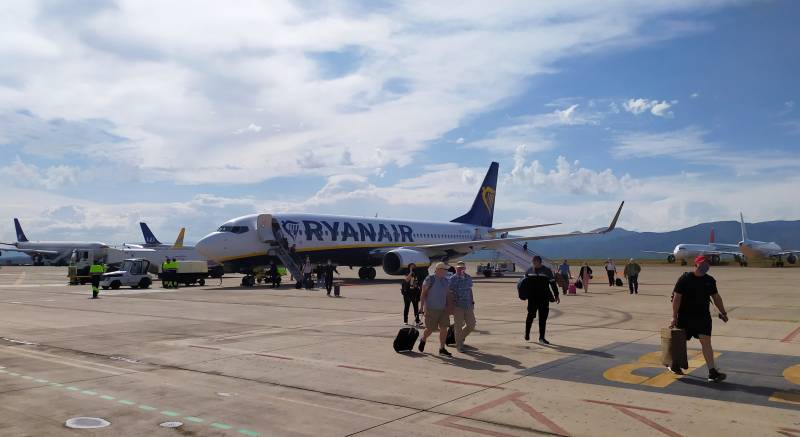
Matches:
[393,327,419,352]
[333,283,341,296]
[446,324,456,345]
[661,327,688,370]
[568,283,577,295]
[615,277,624,287]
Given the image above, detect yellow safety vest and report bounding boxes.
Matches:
[90,264,104,274]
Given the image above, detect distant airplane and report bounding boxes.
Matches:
[196,161,624,286]
[124,223,187,249]
[643,228,741,266]
[0,218,109,266]
[714,213,799,267]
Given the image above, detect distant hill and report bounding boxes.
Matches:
[465,220,800,260]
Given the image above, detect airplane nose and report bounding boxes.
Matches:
[195,233,220,260]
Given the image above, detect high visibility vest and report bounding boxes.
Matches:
[173,261,180,272]
[162,262,168,272]
[90,264,104,274]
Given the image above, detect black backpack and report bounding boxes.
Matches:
[516,276,530,300]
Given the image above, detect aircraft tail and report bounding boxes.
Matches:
[709,228,715,244]
[739,212,748,241]
[14,218,28,243]
[172,228,185,249]
[451,162,498,228]
[140,222,162,246]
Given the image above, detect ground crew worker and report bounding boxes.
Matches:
[162,257,170,288]
[520,256,560,344]
[89,260,106,299]
[169,258,179,289]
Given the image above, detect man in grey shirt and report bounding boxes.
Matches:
[450,260,476,352]
[419,262,453,356]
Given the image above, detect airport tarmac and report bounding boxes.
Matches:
[0,263,797,436]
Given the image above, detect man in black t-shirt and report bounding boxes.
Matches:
[671,255,730,382]
[520,256,560,344]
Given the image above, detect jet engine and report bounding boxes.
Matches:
[382,248,431,275]
[788,254,797,264]
[667,255,676,263]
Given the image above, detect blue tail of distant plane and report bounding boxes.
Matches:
[140,222,162,246]
[451,162,498,228]
[14,218,28,242]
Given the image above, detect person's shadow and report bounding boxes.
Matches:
[460,347,526,370]
[534,342,615,359]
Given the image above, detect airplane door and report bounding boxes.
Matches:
[257,214,275,242]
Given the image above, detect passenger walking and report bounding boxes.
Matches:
[323,260,338,295]
[89,259,106,299]
[604,258,616,287]
[670,256,729,382]
[450,261,476,352]
[302,257,313,289]
[558,259,571,295]
[522,242,528,253]
[624,258,641,294]
[521,256,560,344]
[401,263,422,325]
[418,262,453,356]
[578,262,592,293]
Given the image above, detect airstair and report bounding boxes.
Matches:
[496,241,554,272]
[256,214,303,282]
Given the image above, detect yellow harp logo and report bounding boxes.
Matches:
[481,186,495,213]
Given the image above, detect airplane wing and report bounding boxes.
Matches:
[410,201,624,255]
[712,243,740,249]
[642,250,674,255]
[488,222,561,235]
[773,250,800,257]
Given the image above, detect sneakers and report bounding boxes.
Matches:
[708,368,727,383]
[439,347,452,357]
[539,338,550,345]
[667,366,684,375]
[418,340,426,352]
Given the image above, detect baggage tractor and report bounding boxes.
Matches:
[661,327,689,370]
[393,327,419,352]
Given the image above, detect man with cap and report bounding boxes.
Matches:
[623,258,642,294]
[449,260,476,352]
[520,255,560,344]
[670,255,730,382]
[419,262,453,356]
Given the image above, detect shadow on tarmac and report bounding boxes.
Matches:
[534,342,615,359]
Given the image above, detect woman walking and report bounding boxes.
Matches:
[579,262,593,293]
[401,263,422,326]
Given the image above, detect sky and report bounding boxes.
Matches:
[1,0,799,245]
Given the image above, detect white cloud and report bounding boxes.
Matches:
[0,1,739,184]
[0,157,81,190]
[455,137,465,144]
[233,123,262,134]
[623,98,674,117]
[786,100,795,109]
[690,92,699,98]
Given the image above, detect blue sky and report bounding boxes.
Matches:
[1,0,799,244]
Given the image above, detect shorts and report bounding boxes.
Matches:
[677,314,712,339]
[424,308,450,331]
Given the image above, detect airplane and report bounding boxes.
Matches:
[0,218,109,266]
[123,223,187,249]
[643,228,741,266]
[195,162,624,286]
[714,213,799,267]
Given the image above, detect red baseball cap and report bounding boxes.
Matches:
[695,255,708,265]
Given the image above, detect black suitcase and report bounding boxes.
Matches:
[393,327,419,352]
[615,277,623,287]
[333,283,340,296]
[446,324,456,345]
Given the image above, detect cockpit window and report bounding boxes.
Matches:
[217,225,249,234]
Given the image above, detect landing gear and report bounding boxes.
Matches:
[667,255,676,264]
[241,275,256,287]
[358,267,377,280]
[710,255,720,266]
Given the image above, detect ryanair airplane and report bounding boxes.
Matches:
[196,162,624,282]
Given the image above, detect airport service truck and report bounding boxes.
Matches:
[99,258,153,290]
[157,260,209,287]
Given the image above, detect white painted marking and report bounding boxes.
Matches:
[0,347,131,376]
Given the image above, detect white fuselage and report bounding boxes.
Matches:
[673,243,718,261]
[196,213,489,267]
[738,239,783,260]
[6,241,109,265]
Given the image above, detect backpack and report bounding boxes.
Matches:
[516,276,529,300]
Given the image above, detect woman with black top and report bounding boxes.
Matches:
[402,263,422,326]
[579,262,593,293]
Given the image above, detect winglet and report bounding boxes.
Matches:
[599,201,624,234]
[172,228,185,249]
[14,218,29,243]
[739,212,748,241]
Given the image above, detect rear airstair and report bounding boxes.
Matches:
[496,241,554,272]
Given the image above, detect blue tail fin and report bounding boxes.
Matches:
[140,222,162,246]
[450,162,498,228]
[14,218,28,242]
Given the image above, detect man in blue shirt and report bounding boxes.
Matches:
[450,261,476,352]
[558,260,571,295]
[419,262,453,357]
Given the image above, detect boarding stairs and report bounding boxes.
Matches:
[269,235,303,282]
[496,241,554,272]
